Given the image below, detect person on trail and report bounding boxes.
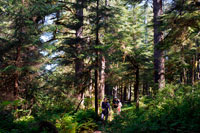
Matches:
[112,97,119,113]
[117,99,122,115]
[101,98,111,121]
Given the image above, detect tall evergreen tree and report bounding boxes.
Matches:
[94,0,100,115]
[0,0,56,101]
[75,0,85,102]
[153,0,165,89]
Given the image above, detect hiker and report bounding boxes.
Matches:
[117,99,122,115]
[112,97,119,113]
[101,98,111,121]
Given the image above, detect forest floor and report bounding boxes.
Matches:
[95,103,133,133]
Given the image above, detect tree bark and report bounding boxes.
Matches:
[89,70,93,99]
[75,0,84,101]
[105,83,111,96]
[127,84,131,102]
[144,0,148,45]
[112,86,117,98]
[99,56,105,103]
[120,84,123,103]
[95,66,99,115]
[95,0,100,115]
[134,66,139,109]
[153,0,165,89]
[146,82,149,96]
[183,67,187,84]
[142,81,146,95]
[181,46,187,84]
[129,84,132,102]
[98,0,109,101]
[198,58,200,80]
[192,55,195,85]
[14,46,21,98]
[123,85,127,102]
[14,0,26,98]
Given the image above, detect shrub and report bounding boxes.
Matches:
[56,109,98,133]
[13,115,38,132]
[0,110,15,131]
[105,84,200,132]
[74,109,98,133]
[56,114,77,133]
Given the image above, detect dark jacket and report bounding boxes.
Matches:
[113,99,119,108]
[102,102,110,115]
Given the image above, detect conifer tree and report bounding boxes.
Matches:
[153,0,165,89]
[0,0,56,100]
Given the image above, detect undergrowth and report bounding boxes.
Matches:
[1,84,200,133]
[105,84,200,133]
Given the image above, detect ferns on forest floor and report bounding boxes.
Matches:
[104,84,200,133]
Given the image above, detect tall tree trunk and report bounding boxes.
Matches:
[142,81,146,95]
[197,42,200,80]
[153,0,165,89]
[127,84,131,102]
[95,65,99,115]
[14,0,26,98]
[144,0,148,45]
[89,70,93,99]
[194,52,198,83]
[95,0,100,115]
[75,58,84,100]
[134,66,139,109]
[146,82,149,96]
[89,70,94,108]
[123,85,127,102]
[181,46,187,84]
[99,0,109,101]
[183,68,187,84]
[14,46,21,98]
[192,55,195,85]
[105,83,111,96]
[113,86,117,98]
[75,0,85,109]
[198,58,200,80]
[120,84,123,103]
[129,84,132,102]
[99,56,105,103]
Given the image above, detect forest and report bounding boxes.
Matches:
[0,0,200,132]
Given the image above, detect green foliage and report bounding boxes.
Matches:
[32,90,75,122]
[56,109,98,133]
[0,110,14,131]
[0,112,39,133]
[0,105,98,133]
[105,84,200,132]
[76,119,98,133]
[74,109,96,122]
[84,97,95,109]
[74,109,98,132]
[13,115,38,133]
[56,114,77,133]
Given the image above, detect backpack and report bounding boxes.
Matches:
[113,100,119,108]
